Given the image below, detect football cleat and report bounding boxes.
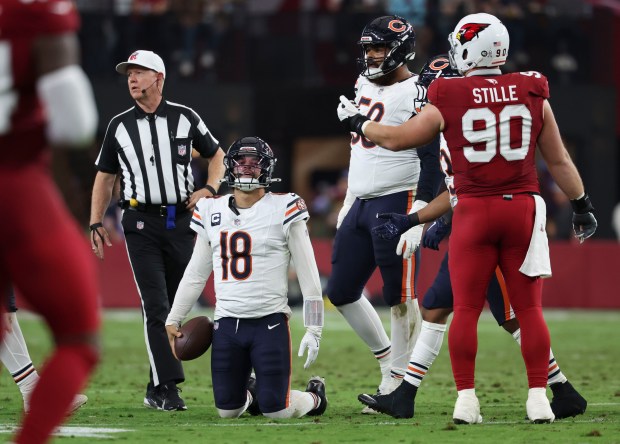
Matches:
[246,373,261,416]
[526,387,555,423]
[144,382,187,411]
[550,381,586,419]
[24,393,88,413]
[305,376,328,416]
[453,390,483,424]
[362,377,402,414]
[358,381,417,419]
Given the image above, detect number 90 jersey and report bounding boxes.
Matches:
[428,71,549,198]
[348,75,427,199]
[191,193,309,319]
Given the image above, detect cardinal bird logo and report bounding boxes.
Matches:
[456,23,490,44]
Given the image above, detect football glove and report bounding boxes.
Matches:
[396,200,427,259]
[372,213,417,240]
[337,95,369,136]
[422,217,451,250]
[298,326,321,369]
[570,194,597,243]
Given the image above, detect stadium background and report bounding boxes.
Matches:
[48,0,620,309]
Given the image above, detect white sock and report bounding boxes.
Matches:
[390,299,421,376]
[0,313,40,400]
[404,321,446,388]
[262,390,317,419]
[511,328,567,386]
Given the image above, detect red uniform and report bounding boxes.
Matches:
[0,2,99,442]
[428,71,551,391]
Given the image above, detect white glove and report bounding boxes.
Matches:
[298,326,321,369]
[336,189,356,229]
[397,225,424,259]
[396,200,428,259]
[337,95,360,122]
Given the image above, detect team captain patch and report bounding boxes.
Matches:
[296,198,307,211]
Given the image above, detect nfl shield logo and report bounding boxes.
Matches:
[178,144,187,156]
[137,221,145,230]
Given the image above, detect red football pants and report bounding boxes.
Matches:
[447,195,550,391]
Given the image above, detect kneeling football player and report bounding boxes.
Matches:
[166,137,327,418]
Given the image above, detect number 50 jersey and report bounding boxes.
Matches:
[191,193,309,320]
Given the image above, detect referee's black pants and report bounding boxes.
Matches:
[122,209,194,387]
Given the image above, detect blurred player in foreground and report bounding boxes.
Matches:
[0,0,100,442]
[358,55,587,420]
[339,13,596,423]
[166,137,327,418]
[2,289,88,413]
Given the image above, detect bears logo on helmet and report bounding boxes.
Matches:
[418,54,460,88]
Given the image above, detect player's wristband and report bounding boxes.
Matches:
[407,212,420,227]
[204,184,217,196]
[570,193,594,214]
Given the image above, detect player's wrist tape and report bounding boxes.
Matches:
[204,184,217,196]
[89,222,103,231]
[570,193,594,214]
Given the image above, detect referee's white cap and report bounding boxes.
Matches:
[116,50,166,78]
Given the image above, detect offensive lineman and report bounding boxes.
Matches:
[326,16,439,407]
[166,137,327,418]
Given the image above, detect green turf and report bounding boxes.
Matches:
[1,309,619,443]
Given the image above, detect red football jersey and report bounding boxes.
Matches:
[428,71,550,198]
[0,0,79,165]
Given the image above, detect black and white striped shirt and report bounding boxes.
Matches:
[95,100,219,205]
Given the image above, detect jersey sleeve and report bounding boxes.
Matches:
[427,79,441,106]
[528,73,550,100]
[189,108,220,158]
[94,119,121,174]
[282,193,309,235]
[190,197,211,240]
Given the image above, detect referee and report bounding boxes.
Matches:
[89,50,225,411]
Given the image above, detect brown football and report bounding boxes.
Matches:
[174,316,213,361]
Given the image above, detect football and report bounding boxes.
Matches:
[174,316,213,361]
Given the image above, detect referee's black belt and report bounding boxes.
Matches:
[120,201,188,216]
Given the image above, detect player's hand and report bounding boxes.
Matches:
[422,218,451,250]
[187,187,215,211]
[337,95,369,136]
[90,223,112,260]
[372,213,415,240]
[397,225,423,259]
[298,326,321,369]
[166,324,183,360]
[572,212,597,243]
[570,194,597,244]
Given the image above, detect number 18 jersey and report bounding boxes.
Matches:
[428,71,549,198]
[191,193,309,320]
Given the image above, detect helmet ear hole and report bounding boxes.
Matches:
[462,49,468,61]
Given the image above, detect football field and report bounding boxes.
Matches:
[1,308,619,443]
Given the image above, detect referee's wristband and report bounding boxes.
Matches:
[204,184,217,196]
[89,222,103,231]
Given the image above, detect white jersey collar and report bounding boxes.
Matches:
[466,68,502,77]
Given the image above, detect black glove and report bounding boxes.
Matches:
[422,217,451,250]
[337,95,369,136]
[570,194,597,243]
[372,213,419,240]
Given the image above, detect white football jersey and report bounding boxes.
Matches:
[190,192,309,320]
[347,75,427,199]
[439,134,458,208]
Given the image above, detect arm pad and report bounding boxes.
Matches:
[37,65,98,148]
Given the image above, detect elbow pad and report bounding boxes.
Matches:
[37,65,98,148]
